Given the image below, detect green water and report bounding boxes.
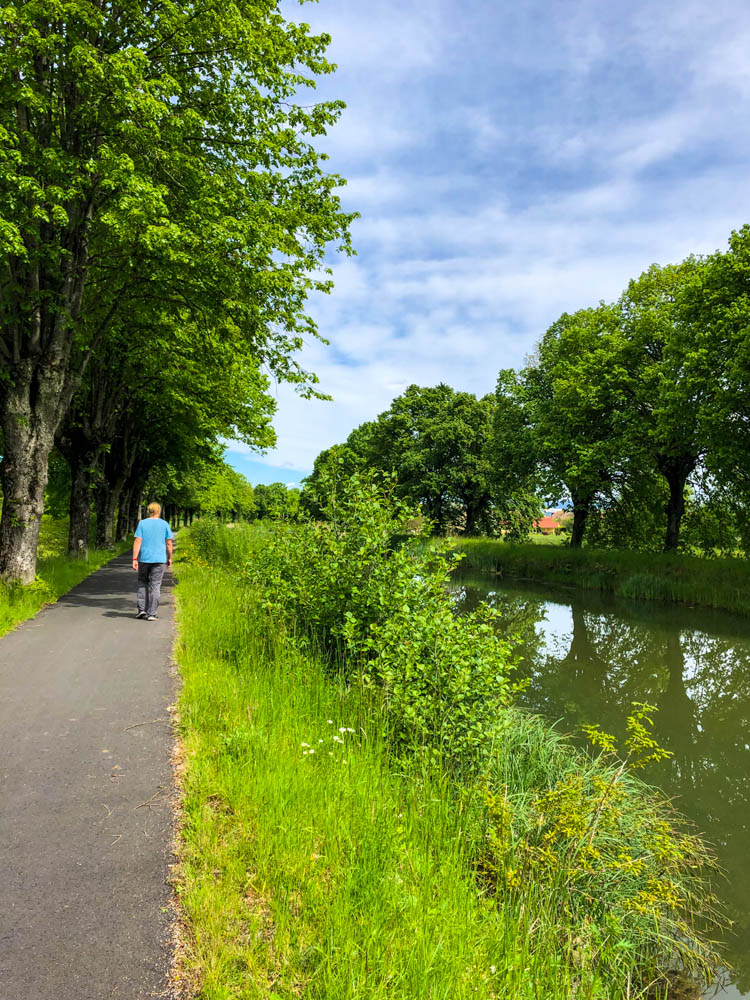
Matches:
[452,572,750,999]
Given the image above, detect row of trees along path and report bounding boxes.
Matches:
[0,1,354,583]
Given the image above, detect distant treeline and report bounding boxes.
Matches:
[303,228,750,554]
[42,450,302,543]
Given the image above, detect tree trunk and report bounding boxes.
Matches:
[0,362,66,583]
[115,487,132,542]
[664,480,684,552]
[67,450,98,559]
[128,490,142,535]
[425,495,445,535]
[0,439,49,584]
[658,455,696,552]
[569,492,592,548]
[95,485,119,550]
[464,503,477,536]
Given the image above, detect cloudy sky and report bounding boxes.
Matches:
[227,0,750,487]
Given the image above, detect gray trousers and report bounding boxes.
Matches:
[137,562,166,616]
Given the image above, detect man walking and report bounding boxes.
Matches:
[132,502,174,620]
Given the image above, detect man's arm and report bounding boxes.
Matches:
[132,536,142,571]
[166,538,173,567]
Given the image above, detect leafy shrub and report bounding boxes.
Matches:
[247,472,520,774]
[352,584,522,773]
[186,517,226,563]
[247,474,424,658]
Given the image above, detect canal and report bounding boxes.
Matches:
[451,572,750,999]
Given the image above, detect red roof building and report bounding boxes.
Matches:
[533,516,560,534]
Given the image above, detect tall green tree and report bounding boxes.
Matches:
[693,229,750,540]
[353,384,496,534]
[187,462,255,521]
[0,0,353,581]
[58,313,276,554]
[490,369,544,540]
[619,258,720,551]
[513,305,631,547]
[254,482,301,521]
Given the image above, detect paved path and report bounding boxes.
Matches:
[0,554,176,1000]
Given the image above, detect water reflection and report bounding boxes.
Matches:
[452,574,750,997]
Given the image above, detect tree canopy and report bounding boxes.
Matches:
[303,227,750,554]
[303,384,498,535]
[0,0,354,580]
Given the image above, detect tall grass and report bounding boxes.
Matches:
[0,516,130,637]
[175,548,609,999]
[454,538,750,615]
[174,521,724,999]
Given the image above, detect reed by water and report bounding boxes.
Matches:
[453,538,750,615]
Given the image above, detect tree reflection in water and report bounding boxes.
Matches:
[451,574,750,996]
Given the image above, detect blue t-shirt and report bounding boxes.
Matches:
[135,517,174,563]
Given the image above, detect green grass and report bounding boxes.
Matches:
[452,538,750,615]
[527,532,567,546]
[173,529,722,999]
[0,516,130,637]
[173,551,613,999]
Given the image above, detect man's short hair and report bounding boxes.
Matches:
[147,502,162,516]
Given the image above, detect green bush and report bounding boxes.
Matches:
[353,584,520,773]
[246,473,521,774]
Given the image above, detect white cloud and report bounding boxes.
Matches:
[234,0,750,477]
[701,29,750,95]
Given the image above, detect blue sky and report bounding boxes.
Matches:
[226,0,750,488]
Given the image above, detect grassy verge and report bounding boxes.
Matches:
[0,516,130,637]
[453,538,750,615]
[173,522,722,999]
[174,548,601,999]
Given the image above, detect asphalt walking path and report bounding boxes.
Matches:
[0,553,176,1000]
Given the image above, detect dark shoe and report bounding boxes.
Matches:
[146,614,158,621]
[136,611,147,619]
